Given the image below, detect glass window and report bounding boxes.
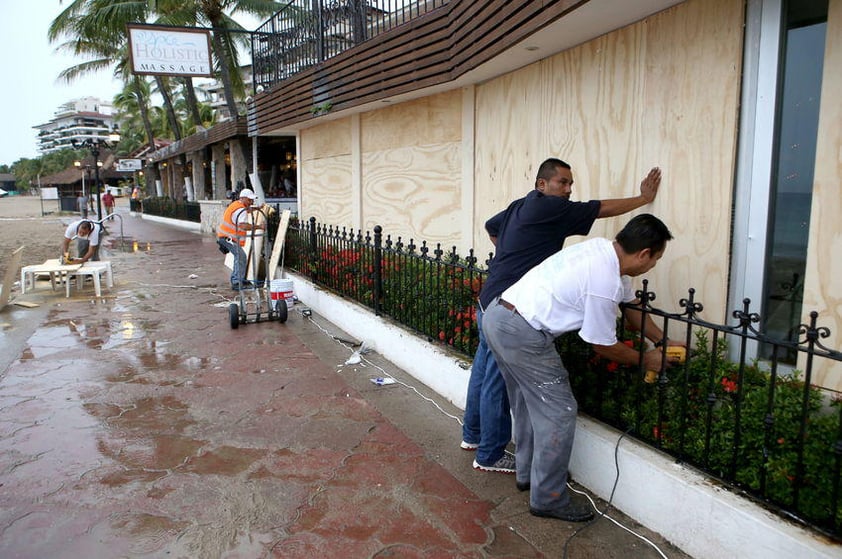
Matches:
[760,1,827,363]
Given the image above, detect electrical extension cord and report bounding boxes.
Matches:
[304,311,668,558]
[562,426,669,559]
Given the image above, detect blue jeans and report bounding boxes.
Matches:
[483,298,577,510]
[462,305,512,466]
[218,237,247,287]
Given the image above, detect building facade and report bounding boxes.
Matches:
[34,97,116,155]
[239,0,842,391]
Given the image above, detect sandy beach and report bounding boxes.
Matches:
[0,194,129,281]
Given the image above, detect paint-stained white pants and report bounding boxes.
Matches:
[483,297,578,511]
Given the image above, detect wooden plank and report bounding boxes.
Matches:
[267,210,292,281]
[1,246,24,311]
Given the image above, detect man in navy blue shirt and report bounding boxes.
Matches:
[462,158,661,475]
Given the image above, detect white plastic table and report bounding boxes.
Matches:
[20,259,113,298]
[65,261,114,298]
[20,259,80,294]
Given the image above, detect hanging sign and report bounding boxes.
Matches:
[117,159,143,172]
[128,24,213,77]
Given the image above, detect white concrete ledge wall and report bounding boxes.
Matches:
[288,271,472,408]
[140,213,202,232]
[288,271,839,559]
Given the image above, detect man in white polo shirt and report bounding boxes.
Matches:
[483,213,682,522]
[61,219,102,264]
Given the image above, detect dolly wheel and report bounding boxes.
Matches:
[229,303,240,329]
[276,301,288,323]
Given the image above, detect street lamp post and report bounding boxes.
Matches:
[72,126,121,220]
[73,160,87,199]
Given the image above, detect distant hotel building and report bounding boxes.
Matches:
[34,97,116,154]
[205,65,253,122]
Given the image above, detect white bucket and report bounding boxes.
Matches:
[269,278,295,309]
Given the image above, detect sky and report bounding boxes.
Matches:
[0,2,264,168]
[0,2,123,166]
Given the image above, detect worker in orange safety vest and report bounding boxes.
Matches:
[217,188,264,290]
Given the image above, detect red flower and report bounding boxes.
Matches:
[605,361,619,373]
[438,331,445,341]
[721,377,738,393]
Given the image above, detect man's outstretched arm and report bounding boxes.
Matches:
[597,167,661,218]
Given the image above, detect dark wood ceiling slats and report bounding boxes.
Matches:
[254,0,582,134]
[152,1,584,160]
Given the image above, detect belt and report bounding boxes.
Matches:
[498,298,519,315]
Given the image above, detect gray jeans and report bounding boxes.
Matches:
[483,298,578,511]
[76,239,100,261]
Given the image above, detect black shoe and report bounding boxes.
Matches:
[530,501,594,522]
[516,481,530,492]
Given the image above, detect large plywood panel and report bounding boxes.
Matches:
[362,91,461,152]
[300,118,352,159]
[300,119,353,225]
[641,0,742,320]
[545,28,646,201]
[361,143,462,244]
[300,155,353,226]
[803,0,842,389]
[474,63,547,254]
[359,91,463,246]
[474,0,743,319]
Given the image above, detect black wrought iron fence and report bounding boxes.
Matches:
[279,217,842,540]
[283,216,487,356]
[253,0,450,90]
[140,197,201,223]
[559,280,842,541]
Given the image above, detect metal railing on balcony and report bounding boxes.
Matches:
[253,0,449,90]
[278,216,842,540]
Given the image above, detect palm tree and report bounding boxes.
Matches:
[154,0,285,186]
[51,1,163,192]
[53,0,284,192]
[113,78,156,152]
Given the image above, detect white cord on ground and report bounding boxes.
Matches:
[302,311,464,424]
[302,309,668,558]
[567,485,669,559]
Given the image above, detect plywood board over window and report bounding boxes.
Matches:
[300,118,354,226]
[474,0,743,321]
[360,91,463,245]
[803,0,842,391]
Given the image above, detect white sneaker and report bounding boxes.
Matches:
[473,452,516,474]
[460,440,478,451]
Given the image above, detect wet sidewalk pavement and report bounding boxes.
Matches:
[0,211,691,558]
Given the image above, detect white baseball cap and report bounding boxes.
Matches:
[239,188,257,200]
